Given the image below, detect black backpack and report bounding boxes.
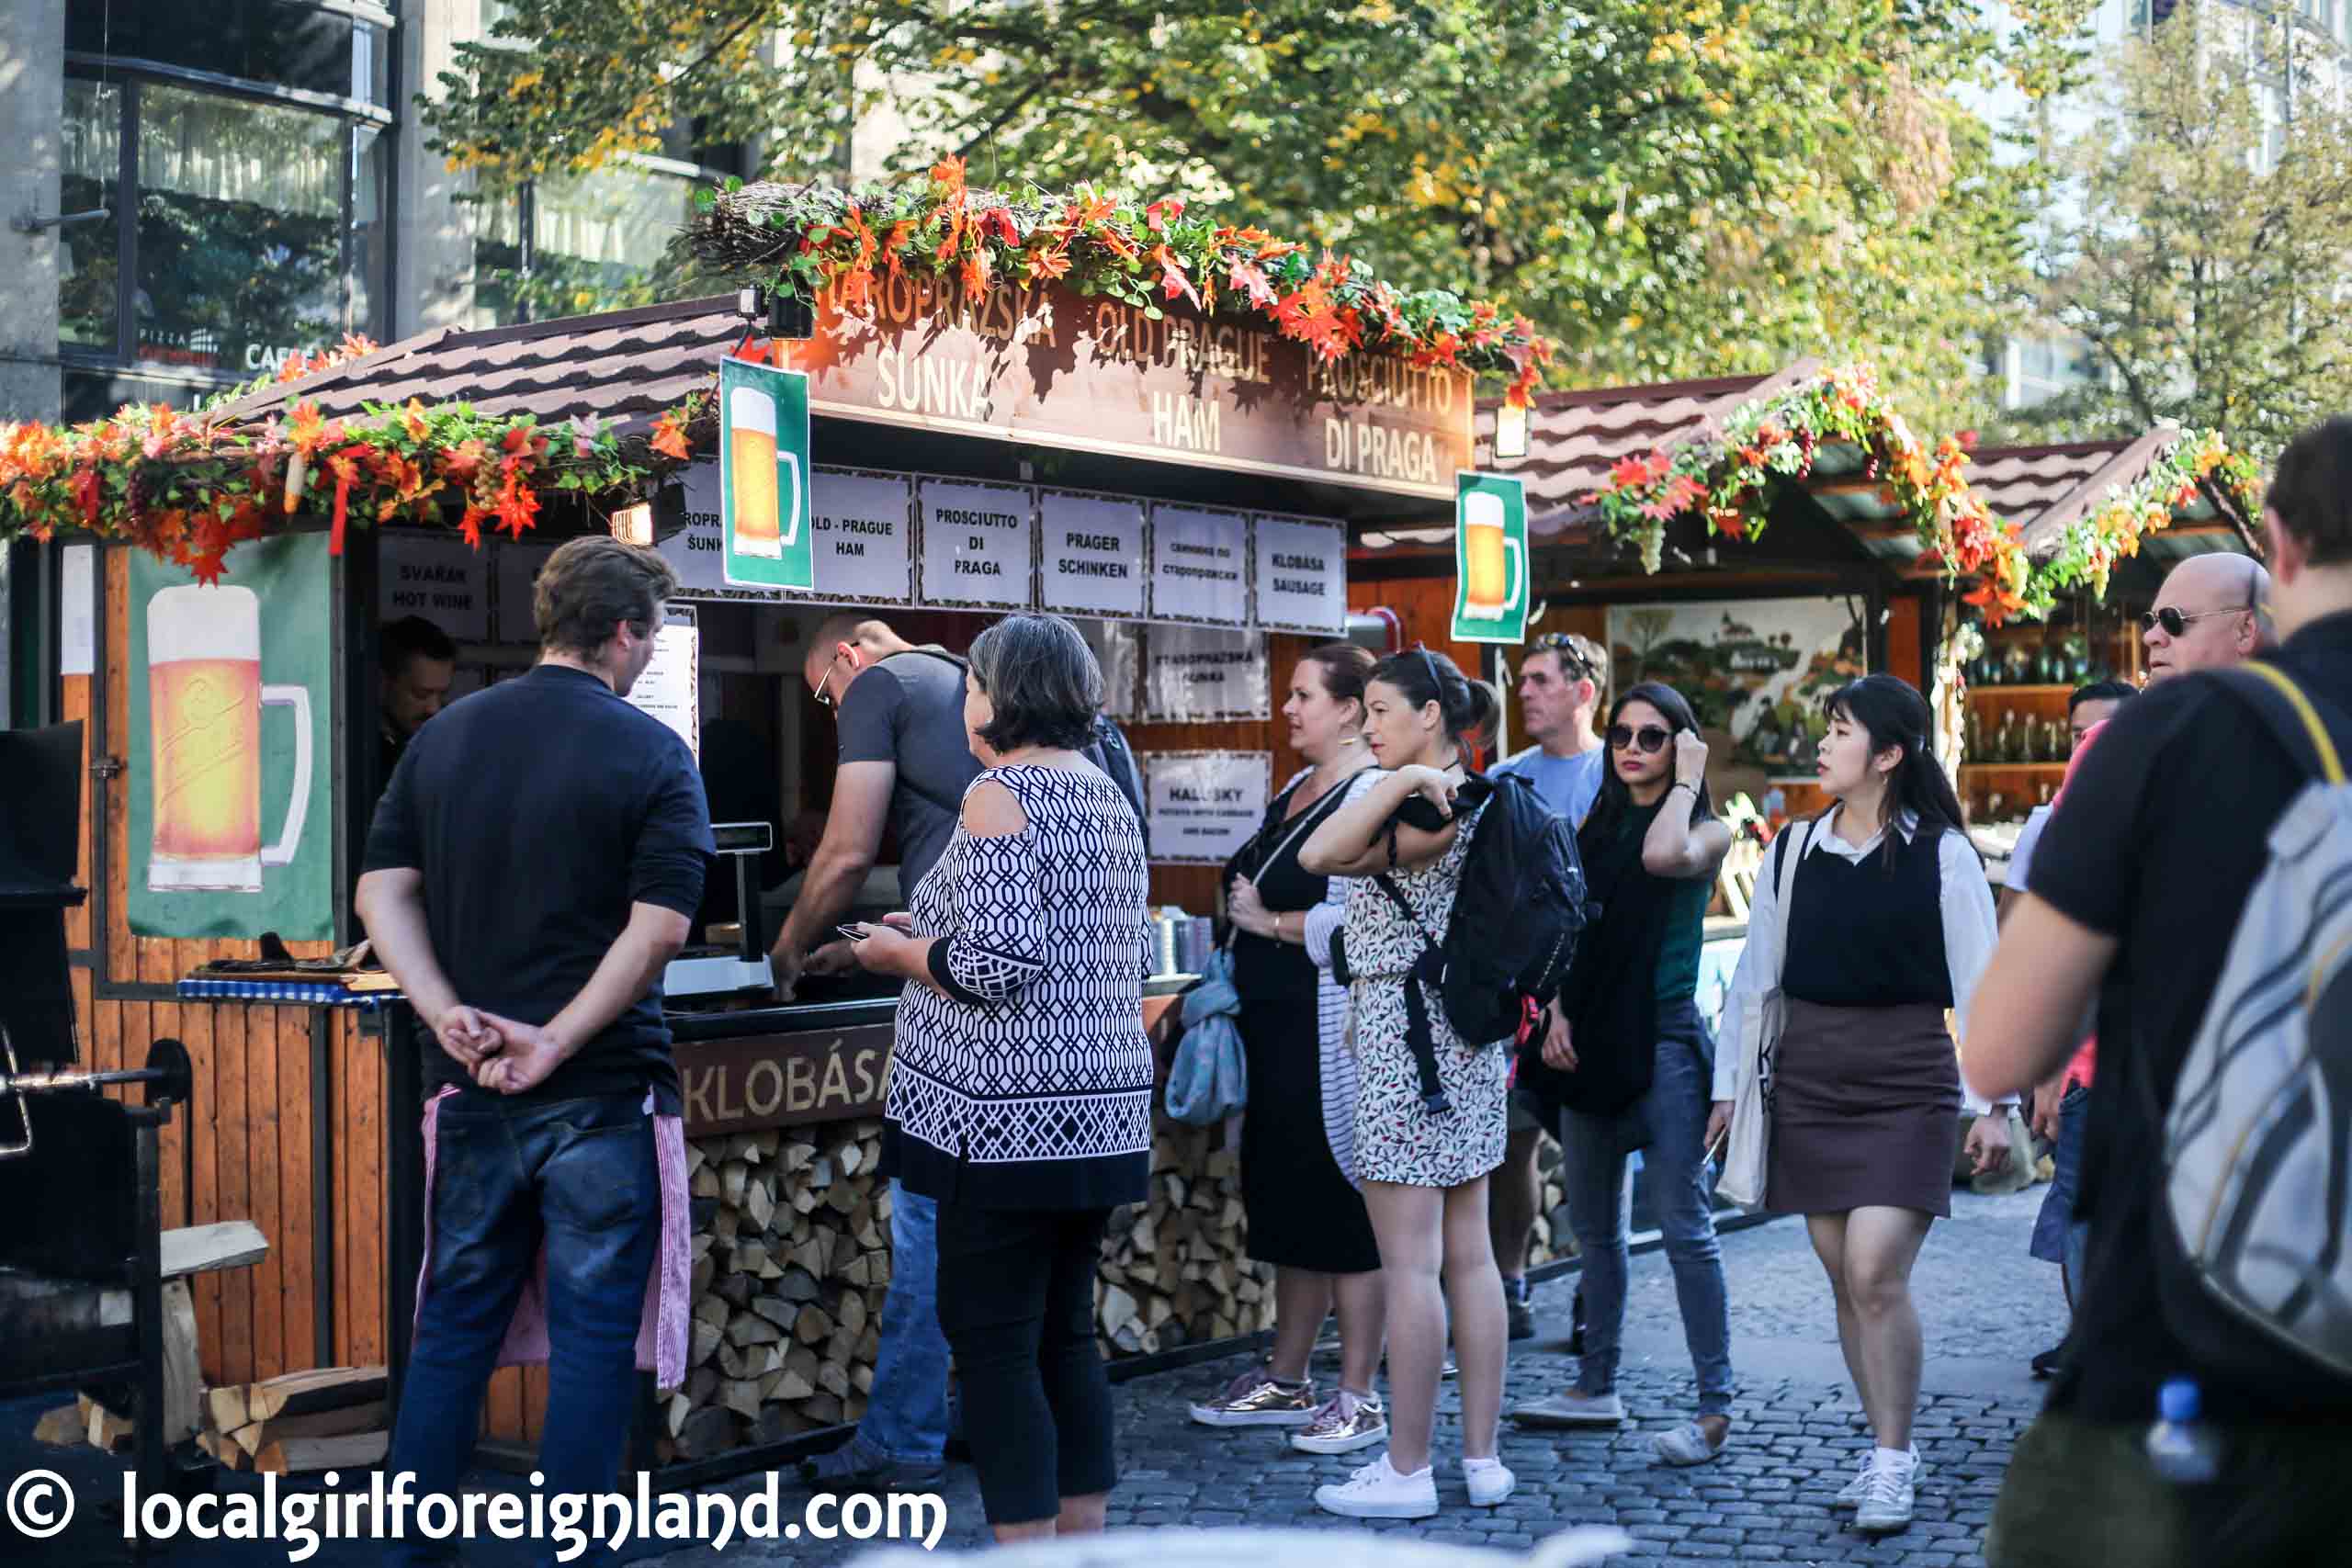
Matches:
[1080,714,1149,858]
[1373,771,1589,1111]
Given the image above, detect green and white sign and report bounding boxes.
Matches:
[1451,471,1529,644]
[719,355,814,592]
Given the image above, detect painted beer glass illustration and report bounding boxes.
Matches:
[1460,488,1523,621]
[146,583,313,893]
[728,382,801,558]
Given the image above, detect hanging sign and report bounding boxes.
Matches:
[1039,491,1147,618]
[1149,503,1249,625]
[659,461,775,601]
[806,468,915,604]
[720,355,815,591]
[1251,513,1347,634]
[916,479,1035,609]
[1140,750,1273,865]
[1144,625,1270,722]
[379,531,492,642]
[1451,471,1530,644]
[625,604,701,761]
[494,540,556,644]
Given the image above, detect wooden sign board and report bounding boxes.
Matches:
[680,1023,895,1135]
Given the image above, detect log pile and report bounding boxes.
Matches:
[35,1363,389,1477]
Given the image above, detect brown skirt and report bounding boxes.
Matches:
[1766,998,1960,1218]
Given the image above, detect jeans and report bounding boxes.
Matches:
[1559,998,1735,1416]
[934,1202,1117,1523]
[386,1091,659,1568]
[2030,1084,2091,1301]
[854,1179,951,1464]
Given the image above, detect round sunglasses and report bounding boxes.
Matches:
[1607,723,1674,754]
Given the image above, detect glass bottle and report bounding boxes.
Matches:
[1996,709,2021,764]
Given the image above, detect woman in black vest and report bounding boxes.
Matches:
[1707,673,2014,1534]
[1187,642,1388,1455]
[1507,682,1736,1465]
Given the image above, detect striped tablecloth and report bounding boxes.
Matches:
[175,978,403,1009]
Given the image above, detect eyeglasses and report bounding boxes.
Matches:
[1608,723,1673,754]
[810,660,839,711]
[2140,605,2246,638]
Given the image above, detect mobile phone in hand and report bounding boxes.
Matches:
[836,923,868,942]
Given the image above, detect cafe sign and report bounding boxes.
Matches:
[788,277,1473,502]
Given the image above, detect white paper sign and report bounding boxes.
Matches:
[808,470,915,604]
[626,605,700,761]
[1077,618,1139,722]
[1144,625,1270,722]
[495,541,557,643]
[1039,491,1147,618]
[1148,503,1249,624]
[659,462,774,600]
[60,544,95,676]
[1141,750,1273,864]
[916,479,1035,609]
[379,532,492,642]
[1252,513,1348,634]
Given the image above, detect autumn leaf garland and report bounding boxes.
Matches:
[685,161,1557,407]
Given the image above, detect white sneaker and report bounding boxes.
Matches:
[1833,1446,1920,1509]
[1314,1452,1440,1518]
[1507,1390,1627,1427]
[1853,1456,1916,1534]
[1464,1455,1517,1506]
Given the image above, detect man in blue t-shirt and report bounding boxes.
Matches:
[1488,632,1610,1338]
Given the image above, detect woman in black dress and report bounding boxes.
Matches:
[1187,642,1388,1456]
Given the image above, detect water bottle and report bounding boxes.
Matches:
[2144,1377,2222,1484]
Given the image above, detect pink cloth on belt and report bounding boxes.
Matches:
[2055,719,2106,1094]
[412,1085,692,1390]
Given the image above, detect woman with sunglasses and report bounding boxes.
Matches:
[1707,673,2013,1534]
[1508,682,1736,1464]
[1298,648,1512,1519]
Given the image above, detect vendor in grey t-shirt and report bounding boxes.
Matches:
[770,614,982,998]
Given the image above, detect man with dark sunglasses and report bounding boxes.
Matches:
[1489,631,1610,1340]
[2139,553,2271,680]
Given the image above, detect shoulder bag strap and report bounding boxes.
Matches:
[2215,662,2350,787]
[1769,816,1815,985]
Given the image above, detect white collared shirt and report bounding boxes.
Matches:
[1714,805,2007,1114]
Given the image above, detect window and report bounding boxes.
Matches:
[59,0,395,408]
[471,161,710,328]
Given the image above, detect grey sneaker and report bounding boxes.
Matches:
[1652,1419,1727,1467]
[1834,1447,1920,1509]
[1508,1390,1627,1427]
[1854,1458,1916,1533]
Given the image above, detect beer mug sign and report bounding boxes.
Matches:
[1451,473,1530,643]
[719,355,815,592]
[145,584,313,893]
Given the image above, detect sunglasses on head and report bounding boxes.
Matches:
[1608,723,1673,754]
[1531,632,1598,682]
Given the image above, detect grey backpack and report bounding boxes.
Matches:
[2150,662,2352,1377]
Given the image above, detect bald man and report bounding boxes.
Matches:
[2140,552,2271,682]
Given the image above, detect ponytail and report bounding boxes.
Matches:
[1822,673,1974,866]
[1369,647,1499,751]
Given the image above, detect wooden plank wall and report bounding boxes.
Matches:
[60,546,379,1391]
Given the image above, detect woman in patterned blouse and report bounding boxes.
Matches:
[847,613,1153,1541]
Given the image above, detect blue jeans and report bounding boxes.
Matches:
[1559,998,1735,1416]
[387,1091,659,1568]
[853,1179,951,1464]
[2030,1084,2091,1300]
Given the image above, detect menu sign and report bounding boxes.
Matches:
[808,469,915,604]
[1251,513,1347,633]
[1149,504,1249,625]
[659,462,776,601]
[380,532,492,642]
[789,277,1473,502]
[1140,750,1273,865]
[916,479,1035,610]
[1144,625,1270,722]
[1039,491,1147,618]
[626,604,700,761]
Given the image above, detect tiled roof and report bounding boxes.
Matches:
[1469,360,1822,537]
[212,295,751,431]
[1969,430,2255,557]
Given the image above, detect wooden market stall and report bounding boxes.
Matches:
[3,176,1563,1477]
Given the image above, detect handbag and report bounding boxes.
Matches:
[1719,816,1816,1211]
[1165,947,1246,1124]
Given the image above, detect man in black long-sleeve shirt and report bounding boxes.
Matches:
[358,536,713,1562]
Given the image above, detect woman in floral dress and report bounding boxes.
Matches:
[1299,648,1513,1519]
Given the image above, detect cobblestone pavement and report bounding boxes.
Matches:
[663,1186,2068,1567]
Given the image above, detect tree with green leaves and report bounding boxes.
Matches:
[430,0,2063,426]
[1998,5,2352,459]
